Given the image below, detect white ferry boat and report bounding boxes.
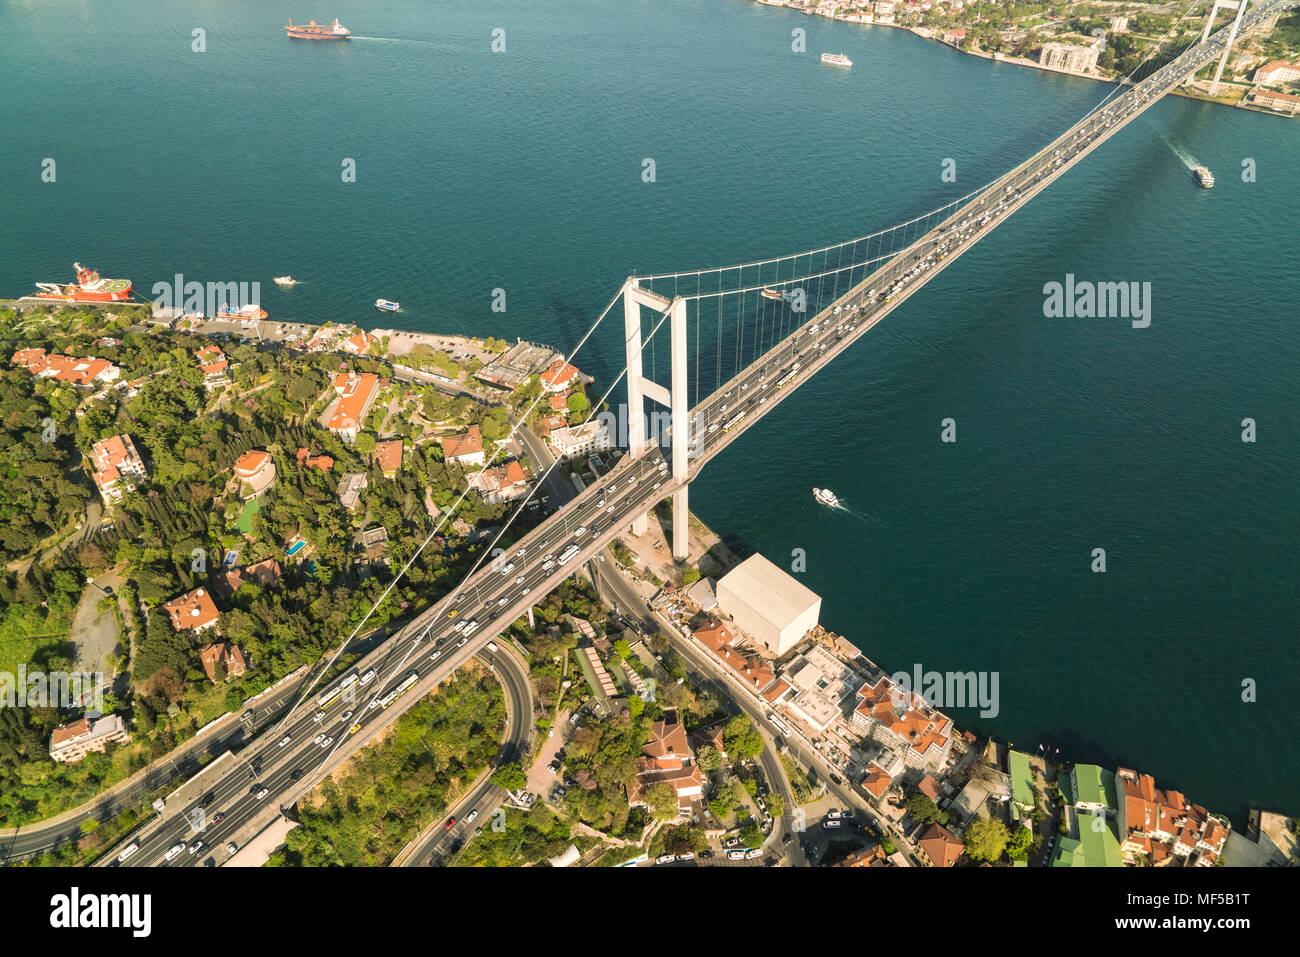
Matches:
[1192,166,1214,188]
[813,487,840,508]
[374,299,400,312]
[273,276,298,286]
[820,52,852,68]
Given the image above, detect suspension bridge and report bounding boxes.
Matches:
[104,0,1292,866]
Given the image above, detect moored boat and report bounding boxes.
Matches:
[32,263,133,302]
[217,302,268,321]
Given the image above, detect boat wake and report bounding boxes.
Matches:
[1159,132,1200,171]
[813,490,885,526]
[838,501,886,528]
[348,36,437,44]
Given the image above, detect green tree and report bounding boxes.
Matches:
[903,791,948,827]
[723,714,764,759]
[644,782,679,821]
[490,761,527,791]
[964,818,1010,863]
[696,746,723,773]
[1007,824,1033,861]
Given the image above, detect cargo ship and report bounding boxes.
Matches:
[286,19,350,39]
[1192,165,1214,188]
[32,263,133,302]
[761,288,786,301]
[820,52,852,68]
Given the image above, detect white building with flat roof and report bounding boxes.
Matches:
[550,421,610,458]
[716,553,821,657]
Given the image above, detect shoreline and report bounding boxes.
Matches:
[764,2,1294,116]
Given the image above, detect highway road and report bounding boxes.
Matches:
[100,8,1281,866]
[112,645,524,868]
[0,668,309,864]
[401,644,533,866]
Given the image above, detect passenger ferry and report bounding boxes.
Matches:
[374,299,400,312]
[273,276,299,287]
[1192,166,1215,188]
[813,487,840,508]
[820,52,853,68]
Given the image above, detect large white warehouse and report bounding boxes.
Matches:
[716,553,821,657]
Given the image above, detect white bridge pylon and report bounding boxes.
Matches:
[1201,0,1249,94]
[622,278,690,560]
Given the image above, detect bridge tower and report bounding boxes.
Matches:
[1201,0,1250,95]
[621,279,691,561]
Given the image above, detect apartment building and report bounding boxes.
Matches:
[325,371,381,442]
[48,714,130,764]
[1039,41,1100,74]
[89,433,148,505]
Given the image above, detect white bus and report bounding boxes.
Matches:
[766,712,791,736]
[381,670,420,709]
[318,670,360,708]
[721,411,747,433]
[557,544,582,566]
[317,686,342,708]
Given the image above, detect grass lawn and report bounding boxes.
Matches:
[236,498,261,535]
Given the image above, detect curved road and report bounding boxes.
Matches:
[400,643,533,866]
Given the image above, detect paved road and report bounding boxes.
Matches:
[0,668,308,864]
[401,645,534,866]
[112,645,522,868]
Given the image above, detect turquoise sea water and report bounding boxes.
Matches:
[3,0,1297,820]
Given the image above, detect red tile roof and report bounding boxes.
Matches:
[917,822,964,867]
[327,372,380,434]
[295,448,334,472]
[441,425,484,460]
[692,620,734,653]
[862,762,894,798]
[541,359,580,389]
[199,642,248,682]
[233,449,272,476]
[89,434,144,491]
[374,439,403,474]
[162,586,220,633]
